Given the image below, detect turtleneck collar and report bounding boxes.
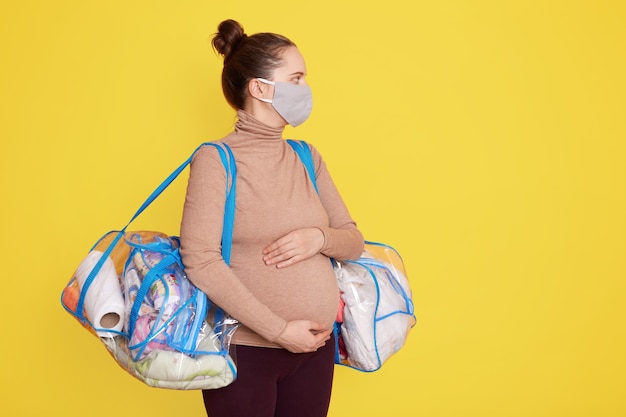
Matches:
[234,110,284,142]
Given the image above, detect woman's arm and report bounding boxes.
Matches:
[262,143,364,267]
[180,146,288,342]
[310,143,364,260]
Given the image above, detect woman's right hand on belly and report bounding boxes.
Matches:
[275,320,332,353]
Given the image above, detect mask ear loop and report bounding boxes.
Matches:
[253,78,275,103]
[256,77,275,85]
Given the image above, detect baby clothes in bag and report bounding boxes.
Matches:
[63,231,239,390]
[334,242,416,371]
[60,142,240,390]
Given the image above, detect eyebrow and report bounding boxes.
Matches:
[289,71,306,76]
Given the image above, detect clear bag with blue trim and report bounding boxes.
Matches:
[60,142,240,390]
[334,241,416,371]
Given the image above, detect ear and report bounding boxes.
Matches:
[248,78,266,100]
[248,78,275,102]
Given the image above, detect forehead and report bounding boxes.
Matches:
[274,46,307,76]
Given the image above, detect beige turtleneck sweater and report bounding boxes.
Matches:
[180,110,364,348]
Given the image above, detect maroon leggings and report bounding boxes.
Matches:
[202,336,335,417]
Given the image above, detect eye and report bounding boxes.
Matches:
[290,73,306,84]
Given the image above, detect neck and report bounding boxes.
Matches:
[242,97,287,129]
[235,110,285,142]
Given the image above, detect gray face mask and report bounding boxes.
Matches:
[255,78,313,127]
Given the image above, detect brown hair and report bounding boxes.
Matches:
[212,19,296,110]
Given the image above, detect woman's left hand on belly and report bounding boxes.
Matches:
[262,227,324,269]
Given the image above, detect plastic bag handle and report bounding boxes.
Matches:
[75,142,236,321]
[286,139,318,193]
[126,142,235,232]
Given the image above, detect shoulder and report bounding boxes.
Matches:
[289,139,325,163]
[192,140,231,162]
[191,128,237,160]
[302,141,327,171]
[189,141,232,178]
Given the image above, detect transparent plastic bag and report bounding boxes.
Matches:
[334,241,416,371]
[61,230,239,390]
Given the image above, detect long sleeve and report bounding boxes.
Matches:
[180,146,287,343]
[308,144,364,261]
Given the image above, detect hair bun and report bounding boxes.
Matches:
[212,19,247,60]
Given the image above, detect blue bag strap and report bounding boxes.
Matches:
[286,139,318,193]
[74,142,237,321]
[219,143,237,265]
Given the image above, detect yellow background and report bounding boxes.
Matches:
[1,1,625,416]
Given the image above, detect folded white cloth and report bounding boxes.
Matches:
[336,258,414,371]
[102,324,236,390]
